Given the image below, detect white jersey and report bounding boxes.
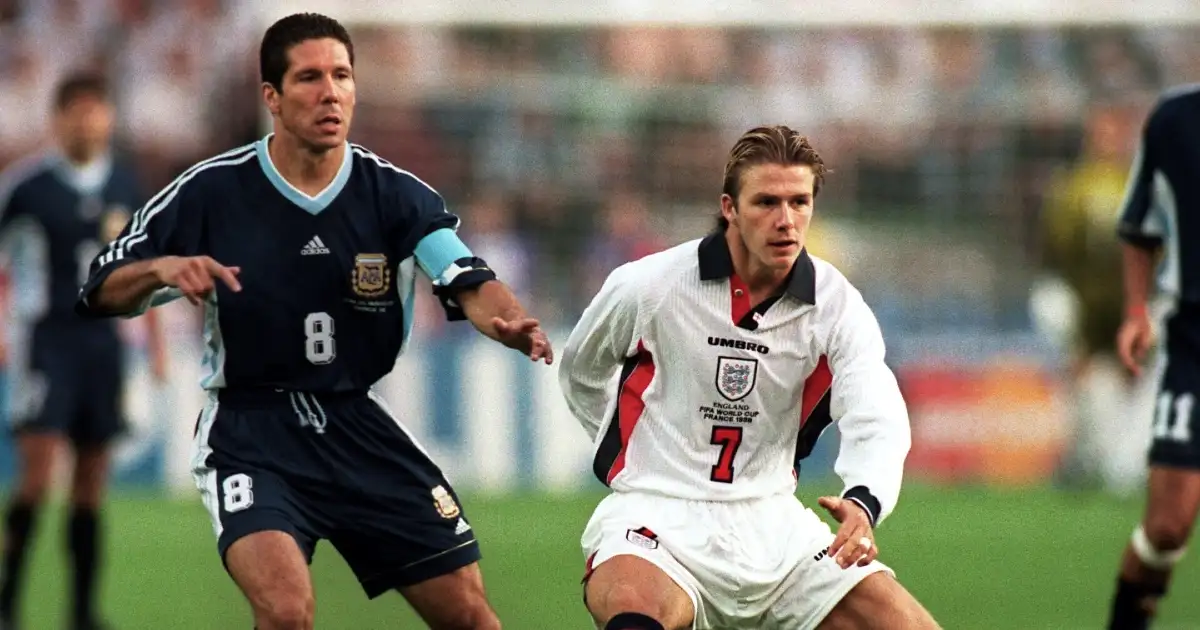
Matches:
[559,233,911,525]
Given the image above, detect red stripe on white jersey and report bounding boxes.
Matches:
[607,342,656,484]
[801,355,832,425]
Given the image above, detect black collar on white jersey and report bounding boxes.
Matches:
[697,231,817,305]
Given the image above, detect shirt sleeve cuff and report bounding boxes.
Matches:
[842,485,881,528]
[1116,225,1163,250]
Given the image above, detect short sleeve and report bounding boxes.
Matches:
[390,171,496,320]
[1117,102,1167,250]
[76,173,202,317]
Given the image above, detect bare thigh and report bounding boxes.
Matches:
[224,530,315,630]
[818,573,940,630]
[584,555,694,630]
[13,433,64,503]
[398,562,501,630]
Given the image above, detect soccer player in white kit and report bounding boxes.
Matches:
[559,126,940,630]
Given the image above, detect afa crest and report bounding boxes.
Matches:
[431,485,460,519]
[715,356,758,401]
[351,253,390,297]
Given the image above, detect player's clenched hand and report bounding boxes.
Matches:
[150,256,242,305]
[818,496,877,569]
[1117,311,1155,378]
[491,317,554,364]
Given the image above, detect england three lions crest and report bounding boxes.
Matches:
[351,253,390,297]
[715,356,758,401]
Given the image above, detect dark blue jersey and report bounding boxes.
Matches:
[1117,84,1200,306]
[0,152,142,334]
[77,137,496,394]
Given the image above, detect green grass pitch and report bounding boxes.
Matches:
[10,483,1199,629]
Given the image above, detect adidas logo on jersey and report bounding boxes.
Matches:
[455,518,472,535]
[301,236,330,255]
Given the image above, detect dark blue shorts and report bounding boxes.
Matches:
[1150,310,1200,470]
[193,387,479,598]
[8,324,124,446]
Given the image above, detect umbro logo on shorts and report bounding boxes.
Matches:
[625,527,659,550]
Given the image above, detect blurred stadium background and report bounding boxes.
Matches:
[2,0,1200,628]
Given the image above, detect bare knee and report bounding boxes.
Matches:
[69,446,111,509]
[585,555,693,629]
[425,591,500,630]
[399,563,500,630]
[256,595,314,630]
[1143,518,1193,552]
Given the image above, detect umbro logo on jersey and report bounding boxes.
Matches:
[301,236,330,255]
[708,337,770,354]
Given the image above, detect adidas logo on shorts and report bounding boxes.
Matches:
[455,518,472,535]
[301,235,330,255]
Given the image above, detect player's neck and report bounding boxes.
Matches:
[725,230,789,302]
[268,134,345,196]
[58,144,106,168]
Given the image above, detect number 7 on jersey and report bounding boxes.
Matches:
[710,425,743,483]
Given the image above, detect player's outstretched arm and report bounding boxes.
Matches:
[560,264,641,438]
[411,221,551,362]
[456,280,552,363]
[82,256,241,316]
[815,285,911,569]
[825,286,911,528]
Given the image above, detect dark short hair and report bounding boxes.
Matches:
[53,72,109,111]
[716,125,827,230]
[260,13,355,91]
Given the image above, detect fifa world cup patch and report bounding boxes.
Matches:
[432,485,461,519]
[625,527,659,550]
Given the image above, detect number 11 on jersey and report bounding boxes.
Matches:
[305,312,336,364]
[710,425,743,484]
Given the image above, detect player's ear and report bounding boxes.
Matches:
[720,194,738,225]
[262,82,281,116]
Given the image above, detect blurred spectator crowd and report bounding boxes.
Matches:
[1,0,1197,341]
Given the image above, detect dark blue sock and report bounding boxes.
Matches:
[0,501,39,621]
[68,507,100,625]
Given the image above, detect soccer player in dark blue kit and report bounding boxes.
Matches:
[0,73,166,630]
[1108,85,1200,629]
[76,13,550,630]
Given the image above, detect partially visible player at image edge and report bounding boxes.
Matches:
[1107,84,1200,630]
[75,13,550,630]
[0,72,167,630]
[560,125,940,629]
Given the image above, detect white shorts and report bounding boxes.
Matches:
[581,492,892,630]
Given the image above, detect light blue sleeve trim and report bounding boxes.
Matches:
[414,228,473,281]
[123,287,185,318]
